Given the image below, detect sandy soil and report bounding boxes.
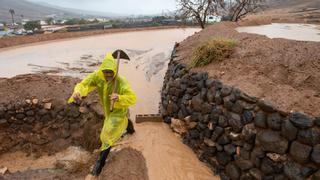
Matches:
[177,22,320,117]
[0,26,191,49]
[1,147,148,180]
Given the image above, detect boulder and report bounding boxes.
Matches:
[249,168,263,180]
[211,126,224,141]
[297,128,320,146]
[235,157,253,171]
[289,112,314,129]
[290,141,312,164]
[217,152,231,166]
[261,157,283,175]
[226,163,240,180]
[201,103,213,114]
[254,111,267,128]
[242,110,253,125]
[311,144,320,164]
[224,144,236,155]
[281,119,298,141]
[170,118,187,135]
[257,100,277,112]
[267,113,282,130]
[191,95,203,112]
[257,130,288,154]
[284,161,304,180]
[44,102,52,110]
[231,101,243,114]
[221,85,233,97]
[228,112,243,133]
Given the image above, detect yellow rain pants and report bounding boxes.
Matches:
[68,52,137,151]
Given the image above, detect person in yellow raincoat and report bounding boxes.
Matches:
[68,52,136,176]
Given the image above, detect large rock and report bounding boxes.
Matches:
[249,168,263,180]
[257,100,277,112]
[231,101,243,114]
[224,144,236,155]
[257,130,288,154]
[267,113,282,130]
[221,85,233,97]
[170,118,187,135]
[201,103,212,114]
[242,110,253,125]
[226,163,240,180]
[254,111,267,128]
[217,152,231,166]
[261,157,283,175]
[191,95,203,112]
[211,126,224,141]
[289,112,314,129]
[311,144,320,164]
[235,157,253,171]
[284,161,304,180]
[290,141,312,164]
[228,112,243,133]
[297,128,320,146]
[281,119,298,141]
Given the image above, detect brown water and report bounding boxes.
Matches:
[236,23,320,42]
[0,29,220,179]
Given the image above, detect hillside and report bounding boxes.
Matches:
[0,0,77,22]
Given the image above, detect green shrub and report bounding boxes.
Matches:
[191,38,237,67]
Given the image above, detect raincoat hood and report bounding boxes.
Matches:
[98,52,117,79]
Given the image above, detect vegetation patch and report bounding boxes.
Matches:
[191,38,237,67]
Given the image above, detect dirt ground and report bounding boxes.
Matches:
[177,21,320,117]
[242,0,320,25]
[0,26,190,49]
[1,148,148,180]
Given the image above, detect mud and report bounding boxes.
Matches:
[1,148,148,180]
[0,26,192,49]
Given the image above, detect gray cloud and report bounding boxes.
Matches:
[27,0,177,15]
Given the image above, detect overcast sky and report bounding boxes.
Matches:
[27,0,177,15]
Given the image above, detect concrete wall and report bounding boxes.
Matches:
[160,44,320,180]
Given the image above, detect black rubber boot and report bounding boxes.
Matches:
[91,148,111,176]
[126,119,135,134]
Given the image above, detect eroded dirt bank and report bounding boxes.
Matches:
[177,22,320,117]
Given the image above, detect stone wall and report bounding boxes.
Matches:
[0,97,103,156]
[160,44,320,180]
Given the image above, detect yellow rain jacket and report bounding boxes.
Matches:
[68,52,136,151]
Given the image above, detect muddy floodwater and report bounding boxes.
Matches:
[236,23,320,42]
[0,28,200,115]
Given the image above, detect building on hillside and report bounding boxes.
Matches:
[206,15,222,23]
[0,23,4,31]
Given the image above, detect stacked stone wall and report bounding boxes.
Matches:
[161,44,320,180]
[0,98,102,155]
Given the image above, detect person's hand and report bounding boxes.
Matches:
[110,93,119,101]
[73,92,82,104]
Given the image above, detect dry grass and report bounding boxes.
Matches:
[191,38,237,67]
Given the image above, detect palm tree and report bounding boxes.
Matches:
[9,9,15,25]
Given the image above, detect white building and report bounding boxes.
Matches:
[206,15,222,23]
[0,23,4,31]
